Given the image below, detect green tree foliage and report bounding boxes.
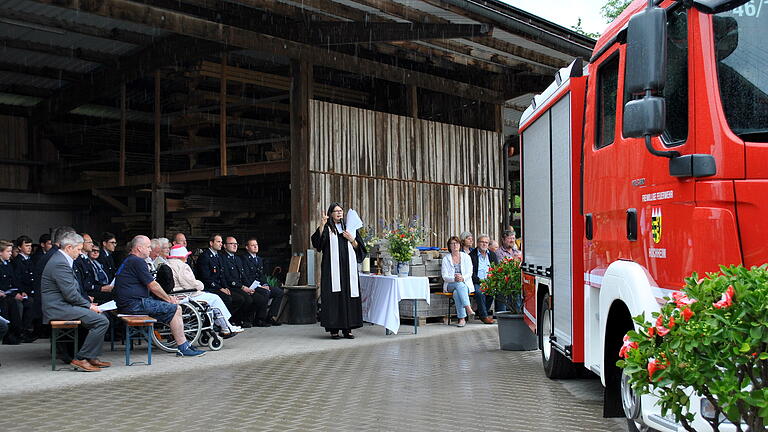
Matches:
[571,17,601,39]
[601,0,632,22]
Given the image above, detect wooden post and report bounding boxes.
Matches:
[119,81,126,186]
[219,54,228,176]
[407,85,418,119]
[151,187,165,238]
[493,104,503,133]
[152,70,164,237]
[290,60,312,282]
[154,70,161,186]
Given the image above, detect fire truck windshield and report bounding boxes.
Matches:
[714,3,768,142]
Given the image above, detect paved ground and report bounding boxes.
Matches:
[0,322,626,431]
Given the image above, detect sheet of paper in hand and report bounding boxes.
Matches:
[345,209,363,236]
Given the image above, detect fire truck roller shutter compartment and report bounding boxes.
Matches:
[522,112,552,271]
[550,94,574,350]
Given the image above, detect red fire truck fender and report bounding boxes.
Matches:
[595,260,663,386]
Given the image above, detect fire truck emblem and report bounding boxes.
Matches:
[651,208,662,244]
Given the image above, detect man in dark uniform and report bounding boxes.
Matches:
[1,240,26,344]
[30,233,52,266]
[195,234,245,326]
[221,236,266,327]
[97,232,118,281]
[12,235,37,342]
[240,237,283,326]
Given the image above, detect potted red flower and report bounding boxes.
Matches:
[481,257,537,351]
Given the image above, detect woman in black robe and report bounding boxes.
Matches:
[311,203,367,339]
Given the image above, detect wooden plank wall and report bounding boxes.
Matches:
[309,100,504,246]
[0,115,29,190]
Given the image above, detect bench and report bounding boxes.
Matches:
[119,315,157,366]
[50,320,81,371]
[433,291,475,325]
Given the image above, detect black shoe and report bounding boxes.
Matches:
[240,322,252,328]
[254,320,271,328]
[330,333,341,339]
[342,332,355,339]
[21,332,38,343]
[267,317,282,326]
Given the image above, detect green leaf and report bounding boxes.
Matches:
[739,342,751,353]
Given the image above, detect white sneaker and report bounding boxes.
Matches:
[230,326,245,333]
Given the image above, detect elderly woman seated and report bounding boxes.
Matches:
[441,235,475,327]
[164,245,243,336]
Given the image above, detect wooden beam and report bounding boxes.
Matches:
[290,60,312,259]
[219,55,227,177]
[0,60,86,82]
[154,70,161,186]
[119,82,126,186]
[0,37,119,65]
[345,0,565,70]
[45,161,291,193]
[282,22,491,45]
[407,85,418,119]
[91,188,129,213]
[0,8,157,46]
[31,35,224,123]
[30,0,504,103]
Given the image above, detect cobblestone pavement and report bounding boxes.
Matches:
[1,325,625,432]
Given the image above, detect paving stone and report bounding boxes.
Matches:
[0,323,625,431]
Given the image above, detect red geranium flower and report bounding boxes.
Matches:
[681,307,694,322]
[671,291,697,308]
[647,357,668,381]
[655,315,670,337]
[647,326,656,337]
[713,285,735,309]
[619,334,638,359]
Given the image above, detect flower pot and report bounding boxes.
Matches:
[496,311,538,351]
[397,262,409,277]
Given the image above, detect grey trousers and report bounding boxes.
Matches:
[55,308,109,360]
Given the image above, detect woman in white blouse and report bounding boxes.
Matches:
[441,236,475,327]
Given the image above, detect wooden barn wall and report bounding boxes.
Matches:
[308,100,503,246]
[0,115,29,190]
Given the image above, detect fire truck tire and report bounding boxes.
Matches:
[539,293,579,379]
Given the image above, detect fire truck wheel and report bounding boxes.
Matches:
[539,293,579,379]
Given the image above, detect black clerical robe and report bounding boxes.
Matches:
[311,224,367,332]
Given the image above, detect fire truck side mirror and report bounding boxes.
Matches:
[623,5,667,139]
[624,6,667,96]
[623,96,666,138]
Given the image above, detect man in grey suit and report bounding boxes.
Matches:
[42,232,110,372]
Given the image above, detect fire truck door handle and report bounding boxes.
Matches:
[626,208,638,241]
[585,214,593,240]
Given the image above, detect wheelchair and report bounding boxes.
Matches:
[150,264,224,352]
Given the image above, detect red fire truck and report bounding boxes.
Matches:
[518,0,766,430]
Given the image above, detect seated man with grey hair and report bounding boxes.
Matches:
[469,234,500,324]
[115,235,205,357]
[41,231,111,372]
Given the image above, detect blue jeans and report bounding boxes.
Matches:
[446,282,471,319]
[474,283,490,318]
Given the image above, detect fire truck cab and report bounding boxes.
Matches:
[518,0,767,430]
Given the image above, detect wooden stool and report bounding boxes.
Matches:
[50,320,81,371]
[119,315,157,366]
